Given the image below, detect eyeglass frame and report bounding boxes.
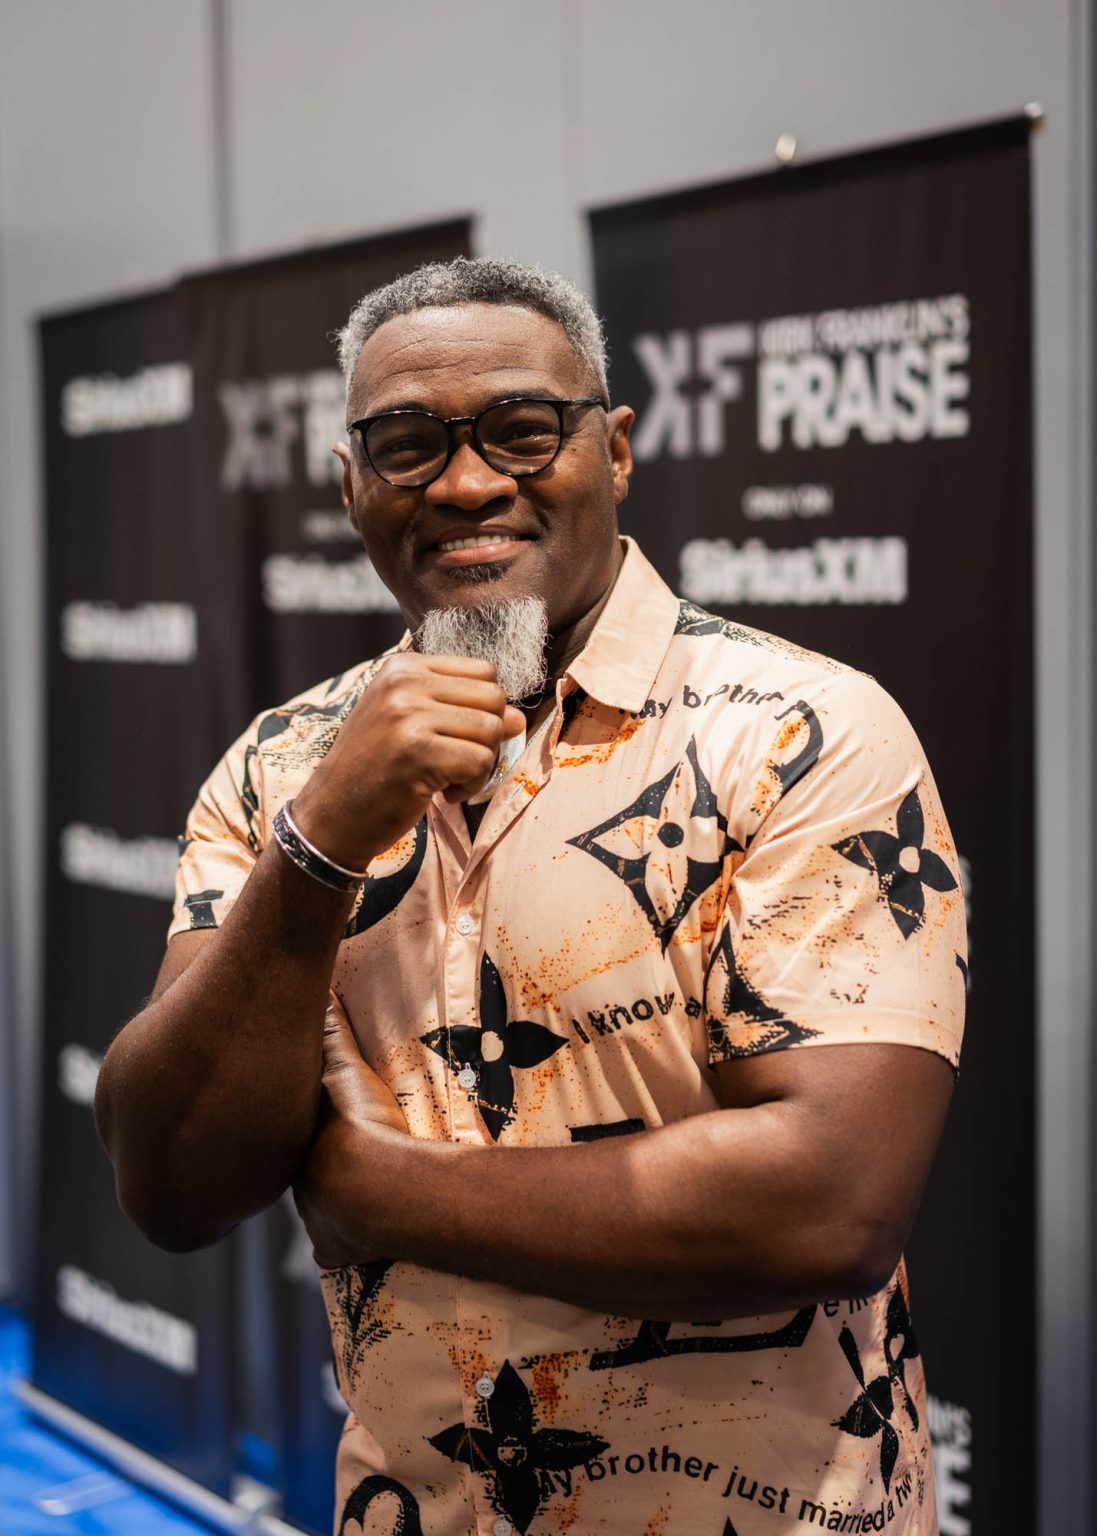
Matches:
[346,395,608,488]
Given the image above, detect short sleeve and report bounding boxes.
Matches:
[704,670,967,1069]
[168,726,261,942]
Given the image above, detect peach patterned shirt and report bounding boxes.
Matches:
[172,539,966,1536]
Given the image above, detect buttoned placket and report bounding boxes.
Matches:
[428,694,569,1534]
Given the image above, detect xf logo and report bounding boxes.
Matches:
[219,369,345,492]
[631,324,754,460]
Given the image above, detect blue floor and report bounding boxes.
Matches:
[0,1306,213,1536]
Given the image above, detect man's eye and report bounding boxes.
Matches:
[502,421,554,441]
[371,429,438,461]
[491,410,558,446]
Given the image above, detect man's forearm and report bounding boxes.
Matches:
[95,845,355,1249]
[307,1108,895,1321]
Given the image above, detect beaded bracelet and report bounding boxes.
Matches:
[272,802,368,893]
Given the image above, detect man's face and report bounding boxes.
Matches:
[337,303,633,641]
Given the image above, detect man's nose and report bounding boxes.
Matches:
[424,439,516,510]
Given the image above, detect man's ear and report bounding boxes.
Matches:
[606,405,635,507]
[334,441,356,518]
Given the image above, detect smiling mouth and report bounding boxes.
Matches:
[436,534,524,554]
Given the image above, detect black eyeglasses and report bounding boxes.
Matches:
[348,396,606,488]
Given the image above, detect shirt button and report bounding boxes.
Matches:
[475,1374,495,1399]
[457,1067,478,1091]
[455,913,474,936]
[493,1520,512,1536]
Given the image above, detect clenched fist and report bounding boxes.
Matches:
[290,652,525,872]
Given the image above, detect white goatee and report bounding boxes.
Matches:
[416,597,549,703]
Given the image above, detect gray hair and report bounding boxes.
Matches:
[336,257,609,404]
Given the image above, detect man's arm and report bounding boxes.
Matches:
[94,655,523,1252]
[93,858,354,1251]
[294,1004,954,1320]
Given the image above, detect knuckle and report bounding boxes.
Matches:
[373,656,402,690]
[377,655,418,697]
[390,724,420,764]
[472,744,496,774]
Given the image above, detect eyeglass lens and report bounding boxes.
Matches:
[365,399,565,486]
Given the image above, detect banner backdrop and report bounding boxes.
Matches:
[35,218,470,1528]
[180,220,469,732]
[179,218,470,1534]
[36,290,234,1491]
[591,118,1034,1534]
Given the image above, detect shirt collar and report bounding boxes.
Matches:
[391,537,679,714]
[565,536,680,713]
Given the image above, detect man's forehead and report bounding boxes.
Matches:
[349,302,584,414]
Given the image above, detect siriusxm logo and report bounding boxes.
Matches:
[680,536,907,607]
[57,1266,197,1375]
[60,824,178,901]
[61,364,192,437]
[262,552,399,614]
[61,601,197,664]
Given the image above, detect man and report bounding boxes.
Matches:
[96,258,965,1536]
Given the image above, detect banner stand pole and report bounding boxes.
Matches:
[14,1379,303,1536]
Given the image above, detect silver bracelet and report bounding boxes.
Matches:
[272,802,368,893]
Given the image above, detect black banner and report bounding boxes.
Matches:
[591,118,1034,1534]
[36,289,234,1492]
[180,220,469,730]
[35,218,471,1529]
[179,218,470,1534]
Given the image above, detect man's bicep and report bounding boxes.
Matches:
[712,1043,955,1271]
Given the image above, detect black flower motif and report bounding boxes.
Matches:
[832,786,956,938]
[428,1360,607,1534]
[327,1259,393,1392]
[703,925,819,1058]
[343,815,428,938]
[833,1325,900,1491]
[182,889,222,930]
[674,599,766,652]
[832,1286,921,1493]
[421,954,569,1140]
[338,1472,422,1534]
[567,737,739,951]
[882,1283,922,1433]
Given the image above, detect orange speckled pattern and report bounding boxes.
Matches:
[172,540,965,1535]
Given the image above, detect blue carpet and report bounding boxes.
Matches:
[0,1306,212,1535]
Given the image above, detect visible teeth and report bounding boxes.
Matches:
[438,534,521,553]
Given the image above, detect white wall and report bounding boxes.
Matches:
[0,0,220,1293]
[0,2,1089,1527]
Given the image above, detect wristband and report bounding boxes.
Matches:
[272,802,368,893]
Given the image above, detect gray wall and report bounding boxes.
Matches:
[0,0,221,1303]
[0,2,1090,1527]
